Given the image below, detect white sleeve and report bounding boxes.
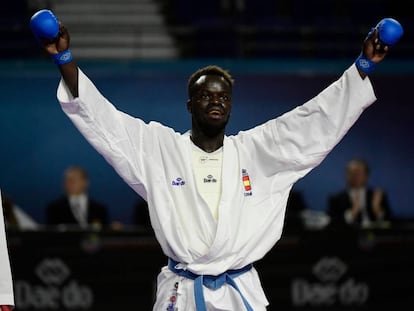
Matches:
[237,64,377,179]
[0,191,14,306]
[57,68,160,194]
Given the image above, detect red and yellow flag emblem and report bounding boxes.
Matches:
[242,175,251,191]
[242,169,252,194]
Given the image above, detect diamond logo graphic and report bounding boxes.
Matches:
[35,258,71,285]
[312,257,347,282]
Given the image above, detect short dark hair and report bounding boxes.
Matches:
[187,65,234,98]
[347,158,370,175]
[65,165,89,180]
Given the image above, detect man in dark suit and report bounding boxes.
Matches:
[46,165,109,229]
[327,159,392,228]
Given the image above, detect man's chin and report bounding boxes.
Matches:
[202,119,228,137]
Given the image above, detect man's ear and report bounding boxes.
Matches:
[187,99,192,113]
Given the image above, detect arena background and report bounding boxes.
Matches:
[1,1,414,310]
[1,0,413,223]
[0,59,413,224]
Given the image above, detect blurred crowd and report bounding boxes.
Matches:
[1,158,394,232]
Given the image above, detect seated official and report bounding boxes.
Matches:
[46,165,109,229]
[327,159,393,228]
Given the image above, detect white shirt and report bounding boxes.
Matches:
[191,143,223,221]
[346,188,369,225]
[69,194,88,227]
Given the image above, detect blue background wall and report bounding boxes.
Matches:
[1,59,413,224]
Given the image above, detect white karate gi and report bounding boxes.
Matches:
[57,64,376,310]
[0,191,15,308]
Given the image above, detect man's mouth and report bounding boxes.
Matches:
[207,109,224,119]
[206,106,224,119]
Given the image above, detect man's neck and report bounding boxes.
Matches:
[190,131,224,153]
[68,193,87,200]
[348,187,366,195]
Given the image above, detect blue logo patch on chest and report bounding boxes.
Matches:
[171,177,185,186]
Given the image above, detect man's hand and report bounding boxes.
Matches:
[363,29,388,63]
[43,23,71,56]
[49,23,79,98]
[350,191,362,220]
[30,9,69,57]
[372,189,385,219]
[356,18,403,78]
[357,29,388,79]
[30,9,79,97]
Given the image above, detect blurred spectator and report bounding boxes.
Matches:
[327,159,393,228]
[1,191,38,231]
[46,165,109,229]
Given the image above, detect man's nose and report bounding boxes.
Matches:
[210,94,222,103]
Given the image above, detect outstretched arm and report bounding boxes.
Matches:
[42,23,79,97]
[30,9,163,193]
[238,19,403,180]
[30,9,78,96]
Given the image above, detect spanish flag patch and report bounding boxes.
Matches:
[242,169,252,196]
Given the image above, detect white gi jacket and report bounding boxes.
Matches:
[0,191,15,307]
[57,64,376,310]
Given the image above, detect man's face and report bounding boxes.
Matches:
[346,162,368,189]
[187,75,232,136]
[64,169,88,196]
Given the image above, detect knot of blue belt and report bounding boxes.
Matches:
[168,258,254,311]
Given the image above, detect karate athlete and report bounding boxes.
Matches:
[0,191,15,311]
[35,13,400,311]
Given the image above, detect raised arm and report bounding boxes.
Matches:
[30,9,78,97]
[29,9,169,194]
[43,24,78,97]
[238,18,403,179]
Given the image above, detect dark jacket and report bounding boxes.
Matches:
[46,196,109,227]
[327,188,392,226]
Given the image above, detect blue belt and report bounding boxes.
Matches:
[168,258,254,311]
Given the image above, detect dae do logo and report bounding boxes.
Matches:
[14,258,94,309]
[291,257,369,306]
